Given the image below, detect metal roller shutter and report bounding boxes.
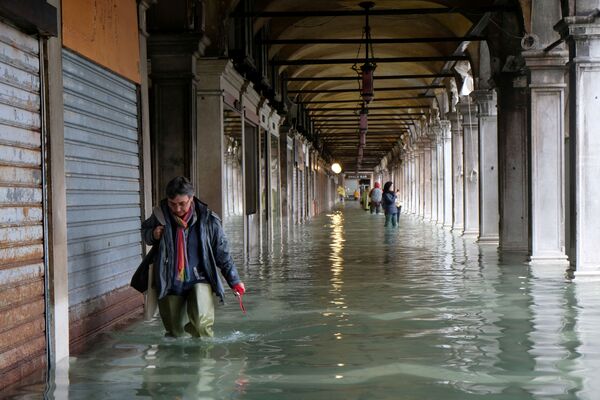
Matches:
[0,21,47,389]
[62,49,142,333]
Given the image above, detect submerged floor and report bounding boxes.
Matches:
[7,203,600,399]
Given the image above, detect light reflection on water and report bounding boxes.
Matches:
[7,204,600,399]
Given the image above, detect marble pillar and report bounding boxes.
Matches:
[417,147,424,217]
[459,100,480,237]
[448,111,464,232]
[409,148,417,214]
[441,120,453,229]
[497,74,529,253]
[558,13,600,277]
[423,139,433,221]
[436,133,445,225]
[473,90,500,244]
[431,138,439,223]
[524,50,569,265]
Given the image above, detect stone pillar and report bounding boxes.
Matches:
[196,60,243,217]
[423,140,433,220]
[148,34,207,200]
[431,137,439,223]
[497,74,529,252]
[473,90,500,244]
[558,12,600,277]
[524,50,569,265]
[436,133,445,225]
[441,120,453,229]
[459,99,480,238]
[448,111,464,232]
[417,147,424,217]
[410,150,416,214]
[46,0,69,364]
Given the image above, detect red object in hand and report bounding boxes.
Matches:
[233,282,245,296]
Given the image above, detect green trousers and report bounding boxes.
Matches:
[158,283,215,337]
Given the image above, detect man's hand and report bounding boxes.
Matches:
[153,226,165,240]
[233,282,245,296]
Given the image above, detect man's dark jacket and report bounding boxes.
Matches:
[140,197,241,303]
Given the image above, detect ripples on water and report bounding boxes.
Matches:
[6,204,600,399]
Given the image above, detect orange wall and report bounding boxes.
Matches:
[62,0,140,84]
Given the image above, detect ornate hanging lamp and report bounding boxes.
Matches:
[358,1,376,103]
[359,103,368,146]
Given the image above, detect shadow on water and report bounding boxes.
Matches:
[6,202,600,399]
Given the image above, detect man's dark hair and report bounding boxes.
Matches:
[165,176,195,199]
[383,181,393,193]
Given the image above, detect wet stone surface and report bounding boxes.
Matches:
[7,202,600,399]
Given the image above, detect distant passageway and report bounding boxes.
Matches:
[11,203,600,400]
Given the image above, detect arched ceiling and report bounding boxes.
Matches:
[246,0,516,171]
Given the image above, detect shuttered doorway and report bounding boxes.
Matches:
[62,49,143,346]
[0,21,47,389]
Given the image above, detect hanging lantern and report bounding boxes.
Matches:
[361,63,375,103]
[359,132,366,146]
[359,107,368,134]
[358,146,364,158]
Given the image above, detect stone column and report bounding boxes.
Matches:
[196,60,242,217]
[524,50,569,265]
[448,111,464,232]
[410,150,416,214]
[441,120,453,229]
[473,90,500,244]
[148,33,207,199]
[558,12,600,277]
[436,133,445,225]
[459,99,480,238]
[431,137,439,223]
[417,147,424,217]
[497,74,529,252]
[423,139,433,220]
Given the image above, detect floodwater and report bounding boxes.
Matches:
[6,203,600,399]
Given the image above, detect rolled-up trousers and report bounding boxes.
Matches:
[158,283,215,337]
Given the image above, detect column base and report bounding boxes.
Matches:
[462,230,479,238]
[529,264,570,280]
[528,253,569,266]
[451,226,464,234]
[477,235,499,244]
[569,267,600,282]
[443,223,453,230]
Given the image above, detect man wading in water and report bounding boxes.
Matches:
[141,176,245,337]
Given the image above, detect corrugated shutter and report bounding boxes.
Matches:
[62,50,142,316]
[0,22,47,389]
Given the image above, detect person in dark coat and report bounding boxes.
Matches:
[141,176,245,337]
[381,181,398,227]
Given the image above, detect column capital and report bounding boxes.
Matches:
[446,110,461,125]
[523,50,568,88]
[556,13,600,63]
[457,101,478,128]
[471,90,497,117]
[439,120,452,140]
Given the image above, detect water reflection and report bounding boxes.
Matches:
[6,203,600,400]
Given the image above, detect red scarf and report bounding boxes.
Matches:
[172,206,193,282]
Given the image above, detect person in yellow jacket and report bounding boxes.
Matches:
[337,185,345,202]
[361,186,370,210]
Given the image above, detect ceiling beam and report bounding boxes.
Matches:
[272,55,468,66]
[232,6,515,18]
[298,95,435,104]
[307,105,429,111]
[263,37,485,45]
[287,74,452,82]
[290,86,444,94]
